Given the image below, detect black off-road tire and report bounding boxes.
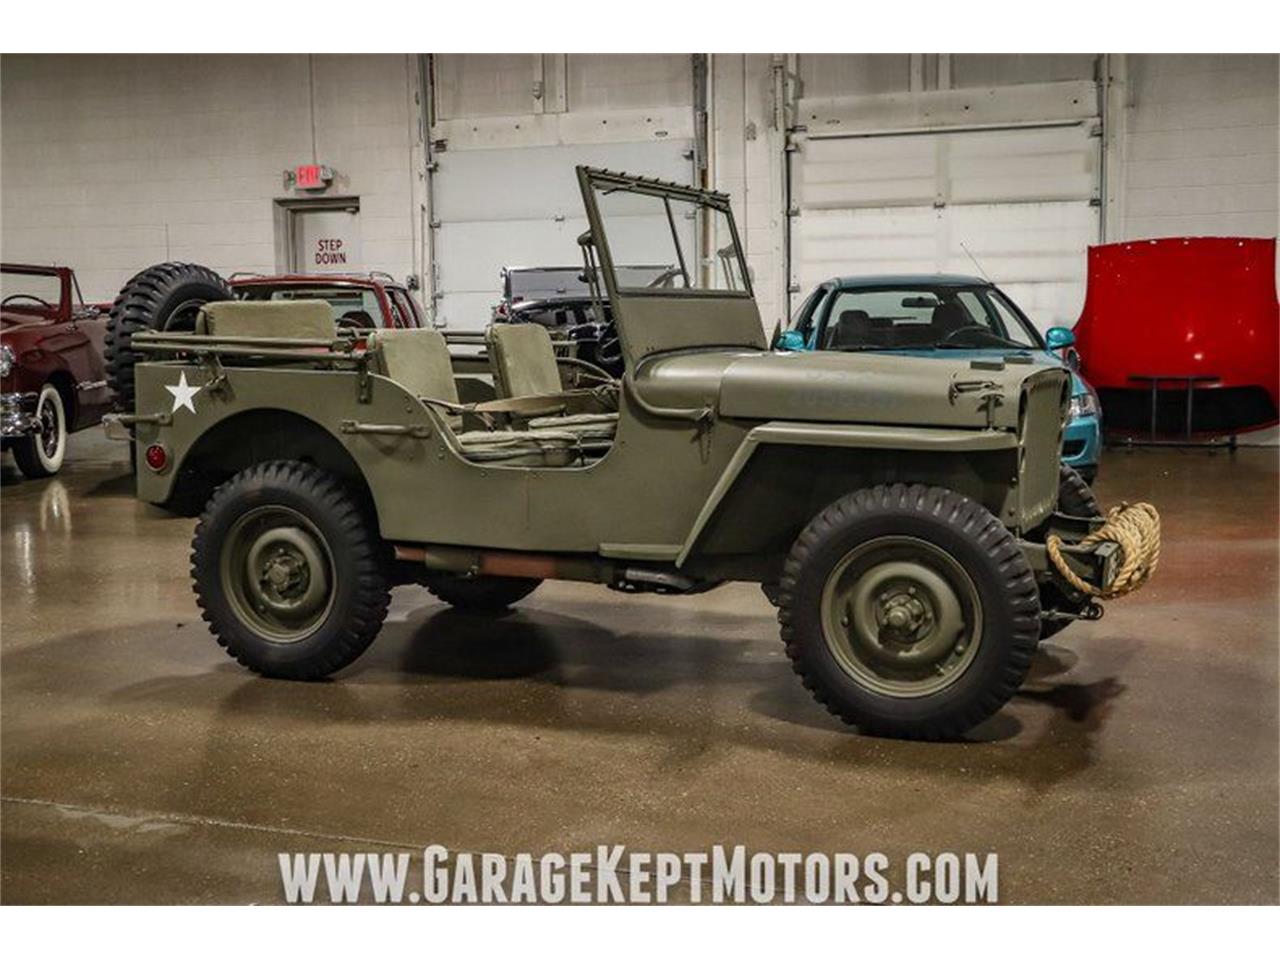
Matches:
[778,484,1041,740]
[1056,463,1101,519]
[426,575,541,611]
[1039,464,1103,640]
[191,461,390,679]
[105,262,232,410]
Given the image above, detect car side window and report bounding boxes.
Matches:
[389,290,423,329]
[401,292,427,329]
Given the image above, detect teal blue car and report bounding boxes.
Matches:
[779,275,1101,480]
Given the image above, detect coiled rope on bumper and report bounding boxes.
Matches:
[1046,502,1161,599]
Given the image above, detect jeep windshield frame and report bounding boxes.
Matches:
[576,166,766,366]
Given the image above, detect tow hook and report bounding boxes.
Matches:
[1041,601,1104,624]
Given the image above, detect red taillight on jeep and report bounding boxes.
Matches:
[144,443,168,472]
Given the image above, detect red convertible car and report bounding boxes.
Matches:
[1,263,113,477]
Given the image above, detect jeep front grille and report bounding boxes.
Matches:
[1017,370,1071,530]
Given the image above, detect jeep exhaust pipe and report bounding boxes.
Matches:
[393,544,709,593]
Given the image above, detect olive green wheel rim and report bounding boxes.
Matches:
[819,535,982,698]
[219,506,336,643]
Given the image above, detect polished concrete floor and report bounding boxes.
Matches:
[1,432,1276,904]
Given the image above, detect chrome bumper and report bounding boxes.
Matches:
[0,392,39,438]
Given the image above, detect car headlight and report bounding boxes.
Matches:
[1068,391,1100,421]
[0,345,14,379]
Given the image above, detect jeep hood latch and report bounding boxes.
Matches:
[948,377,1005,427]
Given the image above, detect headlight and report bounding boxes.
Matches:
[1068,391,1100,421]
[0,345,14,378]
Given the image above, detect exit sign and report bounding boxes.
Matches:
[292,164,332,190]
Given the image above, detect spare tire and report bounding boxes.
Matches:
[105,262,232,410]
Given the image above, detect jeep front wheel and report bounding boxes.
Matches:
[191,461,390,679]
[778,484,1040,739]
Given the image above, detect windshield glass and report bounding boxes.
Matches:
[816,286,1042,351]
[591,183,748,294]
[1,270,64,314]
[238,286,386,327]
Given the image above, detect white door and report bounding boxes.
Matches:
[788,123,1100,332]
[429,140,696,331]
[293,206,362,275]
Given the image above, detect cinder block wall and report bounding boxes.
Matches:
[0,54,417,302]
[1120,54,1278,241]
[2,53,1275,310]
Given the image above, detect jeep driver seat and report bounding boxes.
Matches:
[485,323,618,448]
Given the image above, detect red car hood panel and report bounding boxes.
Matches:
[1074,237,1279,422]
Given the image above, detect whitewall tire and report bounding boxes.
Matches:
[13,383,68,478]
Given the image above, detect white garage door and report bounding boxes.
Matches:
[788,123,1100,332]
[430,140,695,331]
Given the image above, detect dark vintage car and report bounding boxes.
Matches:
[492,264,679,375]
[1,263,112,477]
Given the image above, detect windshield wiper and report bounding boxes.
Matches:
[933,337,1024,350]
[830,344,889,352]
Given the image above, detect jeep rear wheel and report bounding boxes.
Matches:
[778,484,1040,739]
[192,461,390,679]
[105,262,232,410]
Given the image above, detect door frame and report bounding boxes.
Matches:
[273,196,362,274]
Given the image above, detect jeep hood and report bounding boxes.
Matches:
[634,349,1066,432]
[855,344,1092,398]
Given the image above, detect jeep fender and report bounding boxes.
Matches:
[675,420,1018,567]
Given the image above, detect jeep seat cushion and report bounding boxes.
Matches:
[455,428,579,466]
[486,324,563,398]
[366,328,460,405]
[201,300,335,340]
[528,411,618,446]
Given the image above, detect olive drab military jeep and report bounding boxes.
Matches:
[103,166,1154,740]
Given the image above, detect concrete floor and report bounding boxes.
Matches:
[1,431,1276,904]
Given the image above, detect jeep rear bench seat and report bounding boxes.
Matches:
[198,300,336,339]
[485,323,618,448]
[365,328,582,467]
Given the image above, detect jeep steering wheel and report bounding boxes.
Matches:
[2,294,54,310]
[595,319,623,370]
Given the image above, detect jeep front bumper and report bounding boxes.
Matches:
[1021,535,1120,595]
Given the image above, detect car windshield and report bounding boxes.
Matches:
[816,286,1041,351]
[1,270,64,315]
[238,286,385,327]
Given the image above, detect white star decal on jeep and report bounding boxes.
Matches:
[165,371,202,414]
